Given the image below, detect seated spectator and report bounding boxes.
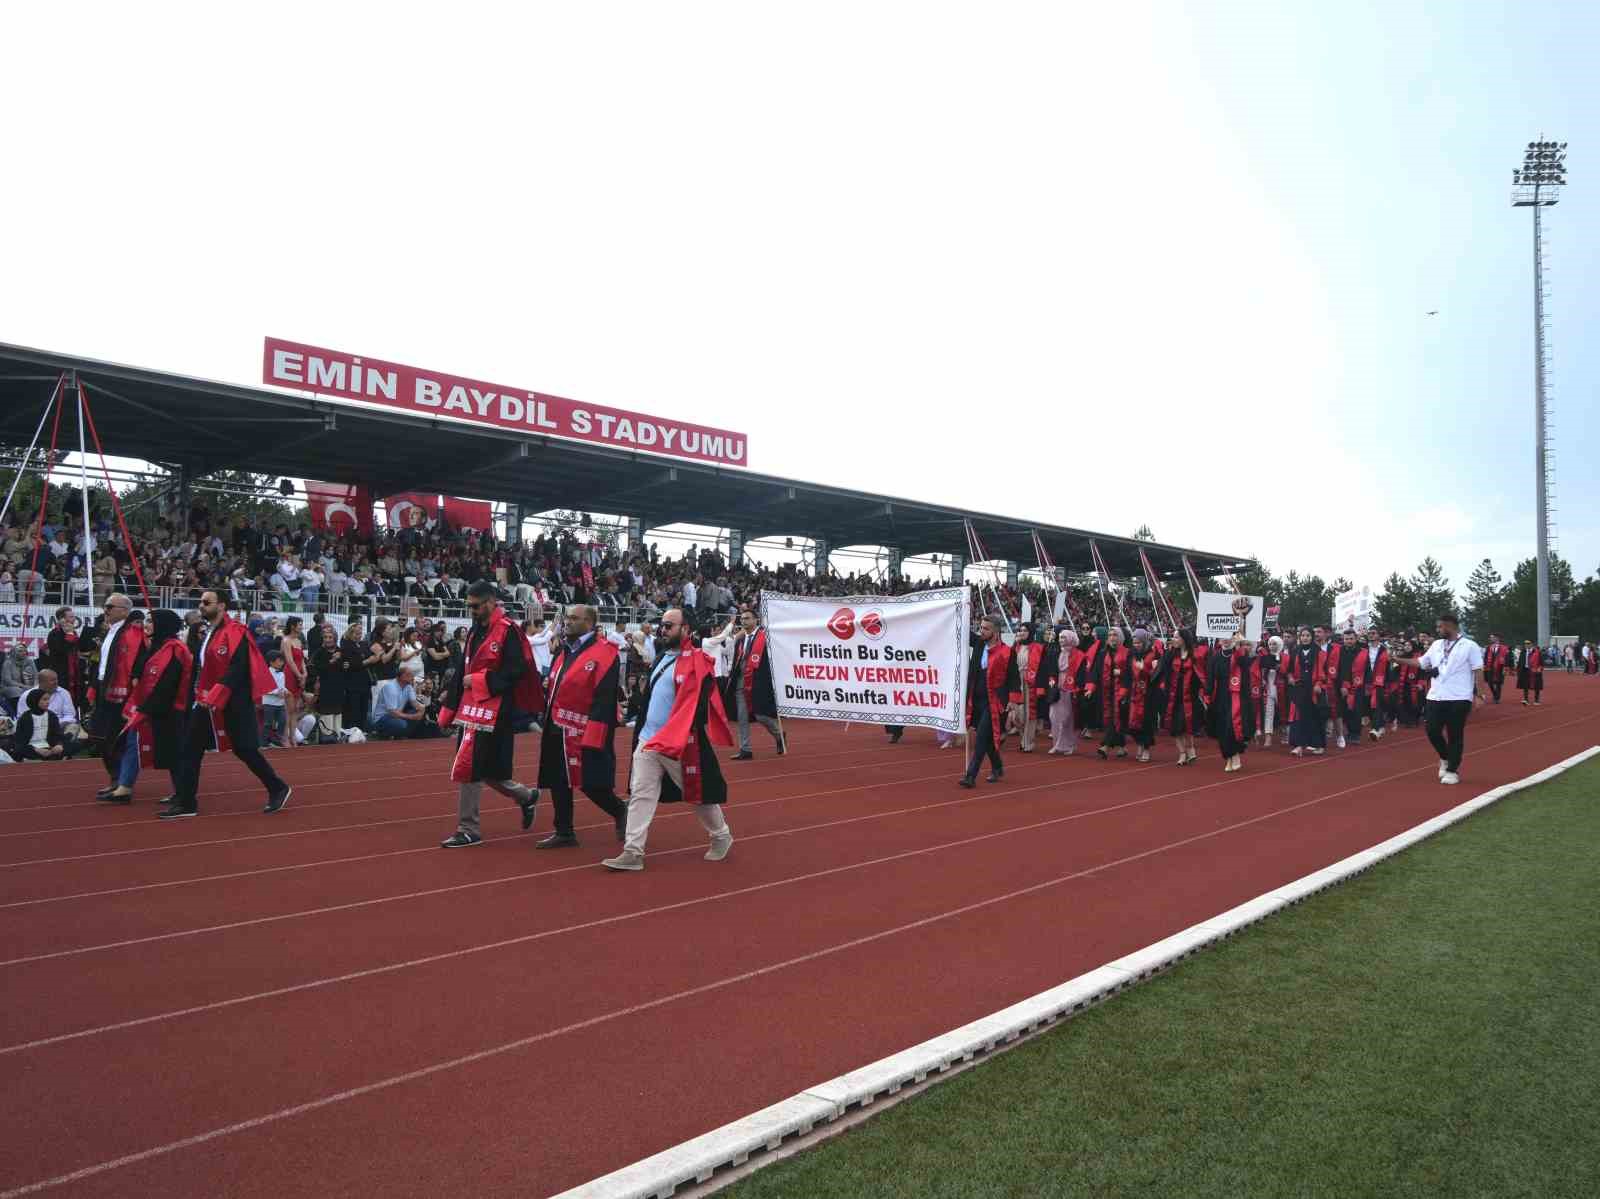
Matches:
[19,669,83,753]
[12,689,66,761]
[2,643,39,717]
[370,665,428,738]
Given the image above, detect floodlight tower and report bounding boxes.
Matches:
[1511,139,1567,645]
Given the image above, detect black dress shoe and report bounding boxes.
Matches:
[440,831,483,848]
[263,785,293,814]
[733,751,754,761]
[95,786,116,800]
[536,832,579,849]
[887,729,903,743]
[986,769,1004,783]
[957,776,976,789]
[158,806,198,820]
[101,790,133,805]
[519,793,538,831]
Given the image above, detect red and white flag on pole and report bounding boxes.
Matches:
[441,496,494,534]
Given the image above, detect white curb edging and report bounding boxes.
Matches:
[552,745,1600,1199]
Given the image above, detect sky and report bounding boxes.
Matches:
[3,1,1596,599]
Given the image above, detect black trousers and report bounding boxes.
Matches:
[1487,675,1503,703]
[965,705,1003,779]
[173,709,284,810]
[549,781,626,836]
[1424,700,1471,773]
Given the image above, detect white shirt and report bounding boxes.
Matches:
[198,621,218,670]
[605,630,628,649]
[29,711,52,749]
[263,669,287,707]
[682,580,698,608]
[701,625,736,678]
[98,619,126,681]
[1419,635,1483,702]
[530,629,554,672]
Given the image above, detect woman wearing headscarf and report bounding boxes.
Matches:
[1256,635,1288,748]
[1045,628,1083,755]
[1286,625,1328,756]
[116,609,193,803]
[1206,632,1260,772]
[1127,628,1162,763]
[1153,628,1203,765]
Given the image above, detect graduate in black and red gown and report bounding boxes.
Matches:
[1515,640,1543,704]
[1077,625,1109,733]
[1328,629,1361,748]
[1206,633,1260,772]
[1152,628,1203,766]
[1286,626,1328,755]
[1125,628,1162,762]
[1482,633,1510,703]
[1349,628,1392,740]
[1088,627,1132,760]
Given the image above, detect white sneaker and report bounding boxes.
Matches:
[1440,772,1460,785]
[1336,735,1347,749]
[705,832,733,862]
[602,849,645,871]
[1438,760,1448,778]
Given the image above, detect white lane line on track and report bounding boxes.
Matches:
[7,712,1567,1032]
[3,719,1581,1199]
[0,747,956,869]
[0,741,926,830]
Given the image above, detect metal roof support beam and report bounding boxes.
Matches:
[588,466,679,507]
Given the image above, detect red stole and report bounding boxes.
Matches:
[1529,649,1544,675]
[545,635,619,788]
[1221,647,1252,742]
[1098,646,1131,731]
[967,640,1011,739]
[1127,648,1159,728]
[195,617,275,754]
[102,622,146,704]
[1484,644,1509,678]
[1054,647,1085,695]
[1164,652,1197,726]
[643,649,733,803]
[127,640,193,768]
[739,628,768,703]
[450,608,549,783]
[1350,646,1389,703]
[1010,642,1042,704]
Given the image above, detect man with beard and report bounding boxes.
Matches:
[438,581,544,848]
[603,608,735,871]
[1327,628,1359,749]
[726,607,785,760]
[165,591,289,819]
[535,603,629,848]
[1514,639,1543,705]
[958,615,1013,788]
[1351,627,1392,740]
[1395,613,1484,785]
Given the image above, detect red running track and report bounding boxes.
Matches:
[1,676,1596,1197]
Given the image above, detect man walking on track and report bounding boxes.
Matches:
[438,580,543,848]
[603,607,734,871]
[726,607,785,759]
[959,615,1013,788]
[1396,613,1483,786]
[166,591,290,819]
[1482,632,1509,704]
[536,603,629,848]
[90,593,145,801]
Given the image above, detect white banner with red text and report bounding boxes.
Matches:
[758,588,970,733]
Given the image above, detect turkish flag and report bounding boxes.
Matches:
[441,496,494,534]
[384,492,439,530]
[305,481,373,537]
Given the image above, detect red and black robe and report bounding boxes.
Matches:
[442,607,545,783]
[1090,645,1132,734]
[1155,648,1202,735]
[123,638,193,770]
[1349,645,1390,717]
[190,616,276,754]
[635,648,733,805]
[1127,647,1162,746]
[1207,645,1258,754]
[538,633,621,793]
[1285,644,1328,725]
[1515,647,1543,691]
[965,638,1013,741]
[729,627,779,719]
[1483,642,1509,683]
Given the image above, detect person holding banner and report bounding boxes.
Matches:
[603,608,734,871]
[166,591,290,819]
[1154,628,1204,765]
[438,581,544,848]
[959,616,1012,788]
[1286,626,1328,756]
[1207,633,1260,772]
[535,603,629,848]
[727,608,785,760]
[115,609,192,804]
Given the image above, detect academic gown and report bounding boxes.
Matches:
[443,620,532,783]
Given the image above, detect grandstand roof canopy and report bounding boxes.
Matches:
[0,341,1254,579]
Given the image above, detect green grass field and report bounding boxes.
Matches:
[721,756,1600,1199]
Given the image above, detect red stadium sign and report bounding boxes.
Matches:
[262,336,749,468]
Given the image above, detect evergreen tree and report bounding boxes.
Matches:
[1408,557,1454,622]
[1462,558,1505,637]
[1373,572,1419,633]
